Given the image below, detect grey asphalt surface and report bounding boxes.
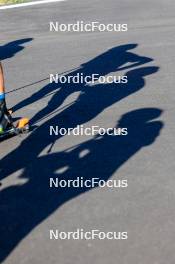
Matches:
[0,0,175,263]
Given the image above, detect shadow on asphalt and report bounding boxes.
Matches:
[0,43,164,262]
[0,38,33,61]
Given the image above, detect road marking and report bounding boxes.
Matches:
[0,0,65,10]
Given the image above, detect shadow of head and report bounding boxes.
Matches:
[81,43,153,75]
[0,38,33,60]
[81,43,138,65]
[107,43,138,53]
[117,108,164,146]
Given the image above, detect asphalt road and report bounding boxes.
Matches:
[0,0,175,263]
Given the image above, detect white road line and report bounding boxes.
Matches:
[0,0,65,10]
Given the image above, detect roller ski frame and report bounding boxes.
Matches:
[0,112,30,140]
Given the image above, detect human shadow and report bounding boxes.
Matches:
[0,38,33,61]
[0,44,163,261]
[12,43,153,116]
[0,65,160,175]
[0,108,163,262]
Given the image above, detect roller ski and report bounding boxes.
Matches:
[0,101,29,140]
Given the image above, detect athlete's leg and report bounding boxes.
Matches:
[0,62,8,112]
[0,62,5,96]
[0,62,11,131]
